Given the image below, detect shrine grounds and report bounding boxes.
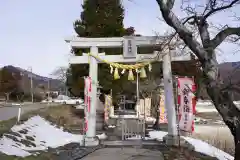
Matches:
[0,104,234,159]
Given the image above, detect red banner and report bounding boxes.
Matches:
[84,77,92,132]
[177,77,196,133]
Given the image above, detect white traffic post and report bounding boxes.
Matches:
[85,46,99,146]
[17,105,22,122]
[162,49,178,145]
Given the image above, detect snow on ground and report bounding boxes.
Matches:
[148,131,234,160]
[197,101,213,106]
[11,103,21,106]
[0,116,104,157]
[108,125,116,128]
[127,131,233,160]
[196,100,240,105]
[196,107,218,113]
[196,101,240,113]
[96,133,107,140]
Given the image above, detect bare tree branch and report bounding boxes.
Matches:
[210,27,240,49]
[204,0,240,20]
[156,0,207,63]
[51,67,68,82]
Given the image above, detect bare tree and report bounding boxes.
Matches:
[51,66,68,95]
[0,69,20,102]
[156,0,240,158]
[51,67,68,82]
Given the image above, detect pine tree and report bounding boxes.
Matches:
[67,0,135,101]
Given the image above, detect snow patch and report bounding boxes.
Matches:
[96,133,107,140]
[196,101,240,113]
[11,103,21,106]
[148,130,233,160]
[108,125,116,128]
[196,107,218,113]
[0,116,84,157]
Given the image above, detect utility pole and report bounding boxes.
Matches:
[136,70,139,102]
[20,72,24,93]
[29,67,33,103]
[47,79,50,105]
[65,86,68,96]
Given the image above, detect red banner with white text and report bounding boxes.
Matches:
[177,77,196,133]
[84,77,92,132]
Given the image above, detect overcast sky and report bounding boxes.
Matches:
[0,0,239,77]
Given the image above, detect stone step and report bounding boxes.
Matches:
[102,140,162,148]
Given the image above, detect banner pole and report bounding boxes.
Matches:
[175,76,181,146]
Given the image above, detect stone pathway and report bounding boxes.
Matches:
[51,142,217,160]
[81,148,164,160]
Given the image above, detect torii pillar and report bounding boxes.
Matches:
[65,36,190,145]
[162,48,178,145]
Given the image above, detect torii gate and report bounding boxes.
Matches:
[65,36,192,145]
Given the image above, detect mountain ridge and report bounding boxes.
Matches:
[1,61,240,100]
[1,65,65,94]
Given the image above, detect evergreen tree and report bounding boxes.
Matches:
[67,0,135,102]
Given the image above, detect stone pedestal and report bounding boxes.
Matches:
[163,134,180,146]
[83,137,100,146]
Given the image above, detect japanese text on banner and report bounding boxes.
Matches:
[177,77,196,133]
[84,77,92,132]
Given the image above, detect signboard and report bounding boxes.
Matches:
[123,36,137,58]
[84,77,92,132]
[177,77,196,133]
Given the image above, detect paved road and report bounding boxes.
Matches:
[82,148,164,160]
[0,103,58,121]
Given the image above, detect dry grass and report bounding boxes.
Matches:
[17,105,85,133]
[193,111,235,156]
[162,146,218,160]
[192,125,235,156]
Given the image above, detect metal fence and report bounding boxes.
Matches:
[121,118,145,140]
